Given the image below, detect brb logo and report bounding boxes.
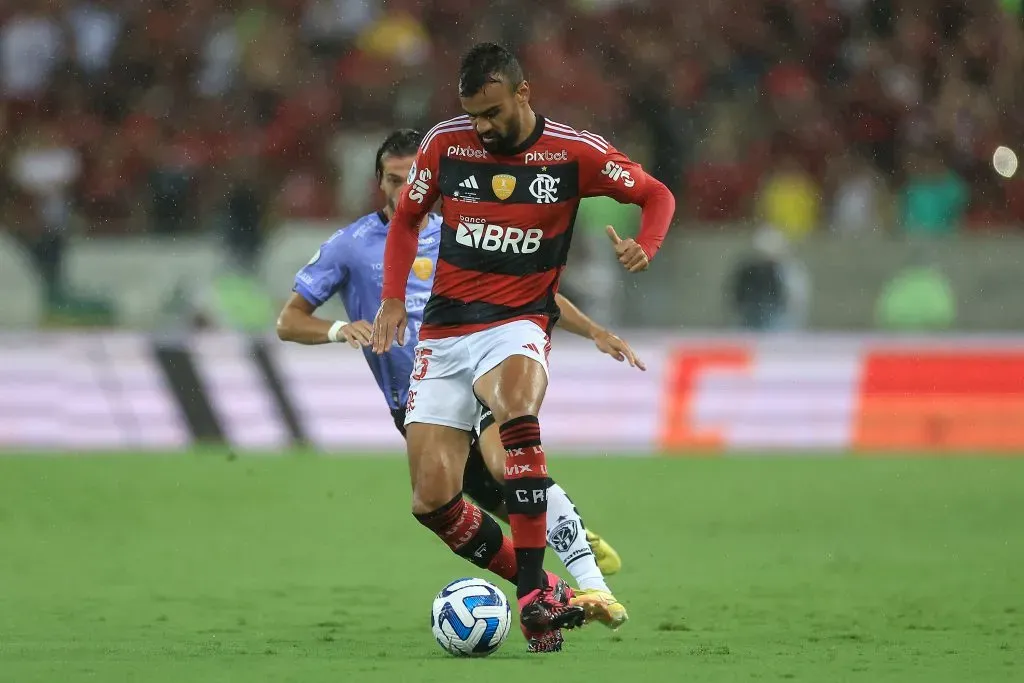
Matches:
[447,144,488,159]
[529,173,560,204]
[407,164,433,203]
[601,160,635,188]
[524,150,567,163]
[456,216,542,254]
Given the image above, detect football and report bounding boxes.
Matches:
[430,577,511,657]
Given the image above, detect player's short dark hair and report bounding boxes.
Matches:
[458,43,524,97]
[375,128,423,180]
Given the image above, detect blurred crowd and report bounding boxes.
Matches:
[2,0,1024,311]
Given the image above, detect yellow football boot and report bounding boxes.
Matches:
[570,589,629,630]
[586,529,622,576]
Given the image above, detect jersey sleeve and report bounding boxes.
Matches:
[398,137,442,218]
[382,135,442,301]
[579,138,649,203]
[578,136,676,260]
[293,231,349,307]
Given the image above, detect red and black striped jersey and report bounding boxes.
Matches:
[383,114,675,340]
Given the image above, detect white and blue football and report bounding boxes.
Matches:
[430,577,511,657]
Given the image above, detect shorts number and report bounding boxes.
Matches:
[412,348,433,381]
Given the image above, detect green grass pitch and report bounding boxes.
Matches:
[1,453,1022,682]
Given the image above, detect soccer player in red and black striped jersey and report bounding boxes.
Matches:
[371,43,675,652]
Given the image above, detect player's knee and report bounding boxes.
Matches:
[410,457,461,513]
[491,383,543,423]
[411,469,462,514]
[411,487,455,516]
[485,360,546,424]
[405,425,466,515]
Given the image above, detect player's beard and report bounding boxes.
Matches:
[478,119,521,155]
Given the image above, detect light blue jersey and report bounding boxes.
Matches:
[294,211,442,410]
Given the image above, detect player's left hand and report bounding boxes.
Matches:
[606,225,650,273]
[341,320,374,348]
[593,329,646,371]
[371,298,408,354]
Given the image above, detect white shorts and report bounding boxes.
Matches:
[404,320,550,432]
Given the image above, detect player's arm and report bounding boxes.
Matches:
[553,292,645,370]
[381,143,440,302]
[581,138,676,272]
[552,292,600,339]
[276,293,372,348]
[278,236,373,348]
[373,138,441,353]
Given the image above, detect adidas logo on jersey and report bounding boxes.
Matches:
[458,175,479,189]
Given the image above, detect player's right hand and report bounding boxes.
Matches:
[606,225,650,273]
[371,298,408,354]
[340,320,374,349]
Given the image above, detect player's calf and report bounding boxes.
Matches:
[407,422,518,584]
[462,440,507,520]
[499,414,551,598]
[545,483,610,592]
[473,337,553,603]
[414,494,518,581]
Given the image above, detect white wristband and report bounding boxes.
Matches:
[327,320,347,343]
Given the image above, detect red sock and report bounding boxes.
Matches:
[486,535,518,581]
[414,495,518,583]
[499,415,551,595]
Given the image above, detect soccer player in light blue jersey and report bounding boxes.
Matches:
[277,129,643,629]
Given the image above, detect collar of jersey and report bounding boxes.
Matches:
[375,210,440,238]
[494,114,546,157]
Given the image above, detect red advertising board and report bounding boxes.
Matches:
[855,352,1024,451]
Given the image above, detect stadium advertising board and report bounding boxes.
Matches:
[2,333,1024,454]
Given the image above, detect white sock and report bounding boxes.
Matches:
[545,483,610,592]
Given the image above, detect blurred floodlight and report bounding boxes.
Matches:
[993,146,1018,179]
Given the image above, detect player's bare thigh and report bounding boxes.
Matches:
[406,423,472,514]
[473,354,548,424]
